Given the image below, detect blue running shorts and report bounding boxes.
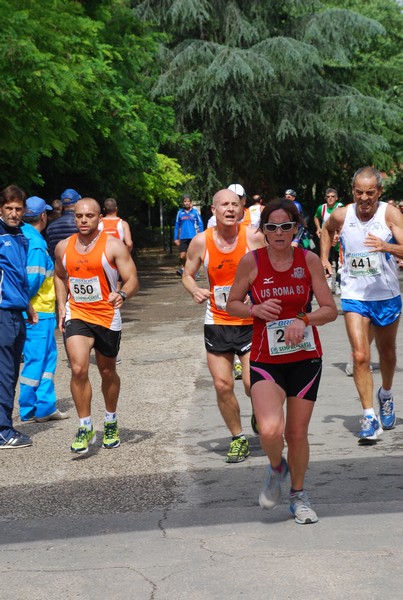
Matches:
[341,296,402,327]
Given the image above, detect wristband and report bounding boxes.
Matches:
[249,304,255,317]
[295,312,309,326]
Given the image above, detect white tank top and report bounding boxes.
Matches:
[340,202,399,301]
[249,205,264,228]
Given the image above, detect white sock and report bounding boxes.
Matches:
[105,411,117,422]
[379,387,392,399]
[79,417,92,428]
[363,408,376,419]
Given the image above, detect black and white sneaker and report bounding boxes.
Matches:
[0,430,33,449]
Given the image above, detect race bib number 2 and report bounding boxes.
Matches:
[70,276,102,303]
[266,319,316,356]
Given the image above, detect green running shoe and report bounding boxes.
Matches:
[103,420,120,449]
[233,361,243,380]
[226,437,250,463]
[71,426,96,454]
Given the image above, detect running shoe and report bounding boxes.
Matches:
[345,362,373,376]
[35,409,69,422]
[289,490,318,524]
[226,437,250,463]
[377,388,396,430]
[259,457,289,509]
[0,430,32,449]
[71,426,96,454]
[345,363,353,376]
[233,360,243,380]
[103,420,120,449]
[176,268,184,277]
[358,416,382,443]
[251,412,259,434]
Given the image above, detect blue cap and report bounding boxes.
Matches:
[61,188,81,206]
[25,196,53,217]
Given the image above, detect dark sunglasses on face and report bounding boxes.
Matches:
[264,221,296,233]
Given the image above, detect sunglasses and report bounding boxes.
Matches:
[264,221,296,233]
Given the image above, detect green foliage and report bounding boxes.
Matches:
[134,0,402,207]
[0,0,98,185]
[322,0,403,198]
[1,0,400,215]
[143,153,194,206]
[0,0,192,210]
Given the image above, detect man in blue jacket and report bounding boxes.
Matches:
[0,185,37,449]
[46,188,81,260]
[19,196,70,423]
[174,195,204,276]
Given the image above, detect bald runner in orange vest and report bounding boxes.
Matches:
[182,188,266,463]
[54,198,139,455]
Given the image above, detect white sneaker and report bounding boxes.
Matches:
[345,362,373,376]
[289,491,318,524]
[35,409,70,422]
[259,459,289,509]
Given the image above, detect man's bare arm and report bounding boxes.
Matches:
[246,227,267,250]
[54,239,70,332]
[122,220,134,253]
[365,204,403,259]
[320,207,346,273]
[182,233,210,304]
[109,238,139,300]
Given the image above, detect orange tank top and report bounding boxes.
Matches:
[63,232,121,330]
[242,209,251,227]
[203,224,253,325]
[98,217,124,241]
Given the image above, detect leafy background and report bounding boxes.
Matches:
[1,0,402,231]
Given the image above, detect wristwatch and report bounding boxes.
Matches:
[295,312,309,326]
[117,291,127,302]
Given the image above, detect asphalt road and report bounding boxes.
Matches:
[1,251,403,600]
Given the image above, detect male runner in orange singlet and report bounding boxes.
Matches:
[183,189,266,463]
[98,197,133,253]
[54,198,139,455]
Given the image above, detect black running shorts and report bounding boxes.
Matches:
[250,358,322,401]
[204,324,252,356]
[179,238,192,253]
[65,319,121,358]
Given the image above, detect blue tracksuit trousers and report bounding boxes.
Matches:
[18,317,58,420]
[0,309,26,433]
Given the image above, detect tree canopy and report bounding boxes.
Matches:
[135,0,402,205]
[0,0,401,216]
[0,0,191,208]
